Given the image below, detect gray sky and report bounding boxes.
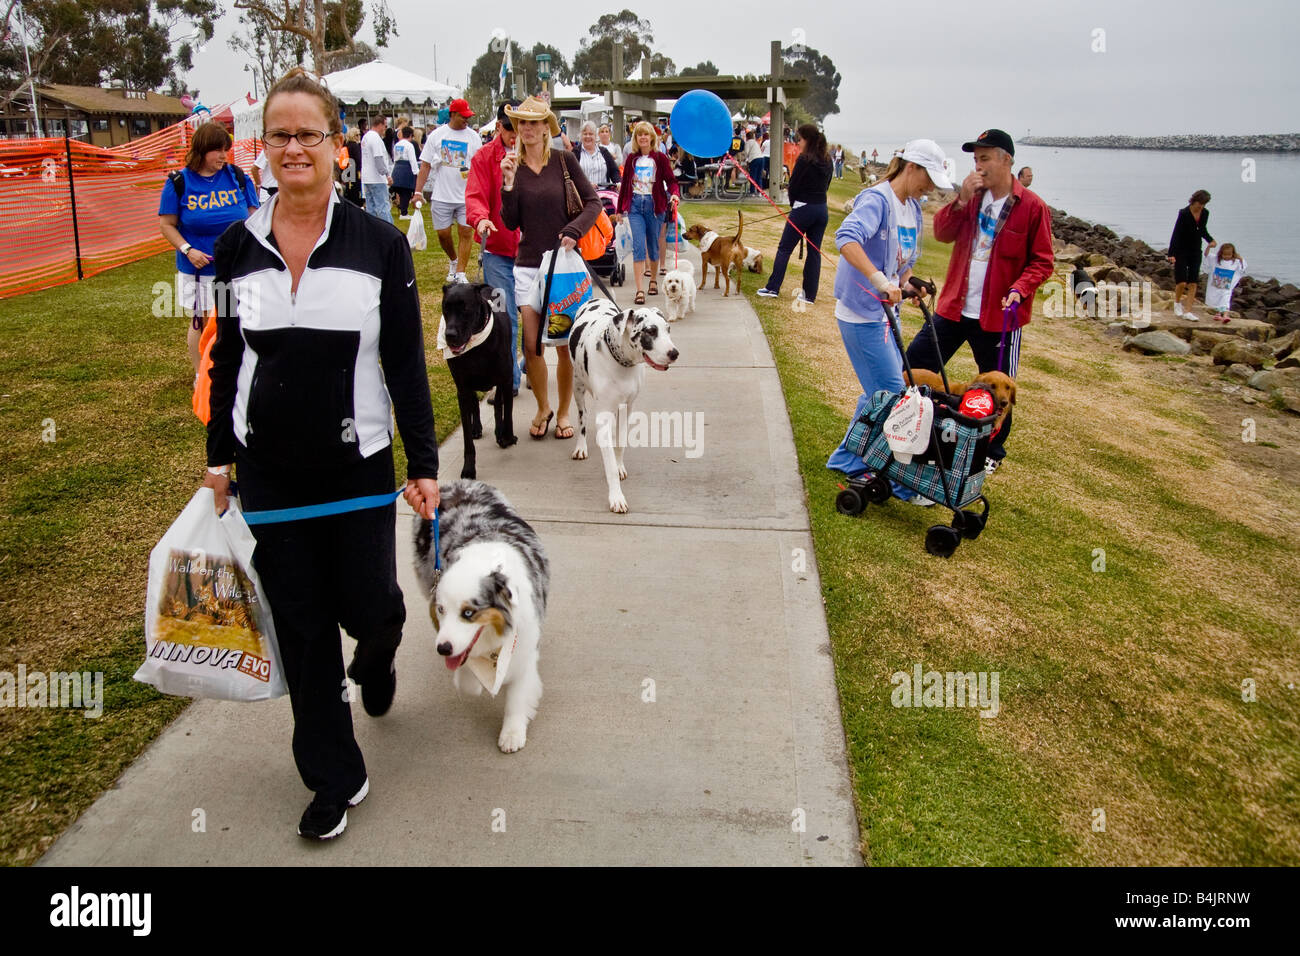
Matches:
[188,0,1299,144]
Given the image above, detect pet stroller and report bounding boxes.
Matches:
[833,280,999,558]
[589,187,625,286]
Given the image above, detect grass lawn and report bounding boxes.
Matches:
[685,172,1300,865]
[0,201,463,865]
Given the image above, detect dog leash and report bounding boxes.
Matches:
[242,488,404,525]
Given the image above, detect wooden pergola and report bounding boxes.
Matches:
[580,41,810,201]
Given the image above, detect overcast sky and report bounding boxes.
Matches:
[187,0,1299,145]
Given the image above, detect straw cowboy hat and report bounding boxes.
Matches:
[504,95,560,137]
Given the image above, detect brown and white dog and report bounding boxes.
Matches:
[683,211,745,296]
[743,246,764,274]
[903,369,1017,433]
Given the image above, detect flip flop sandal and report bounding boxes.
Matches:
[529,411,553,440]
[554,421,575,439]
[647,281,658,295]
[659,267,667,275]
[644,270,651,277]
[634,291,646,304]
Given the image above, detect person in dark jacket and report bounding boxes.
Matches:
[756,124,834,304]
[202,68,440,842]
[1167,188,1215,320]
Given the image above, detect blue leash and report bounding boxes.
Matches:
[241,486,441,570]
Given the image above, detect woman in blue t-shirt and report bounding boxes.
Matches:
[159,121,260,372]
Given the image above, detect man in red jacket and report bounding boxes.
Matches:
[465,99,523,396]
[905,128,1054,474]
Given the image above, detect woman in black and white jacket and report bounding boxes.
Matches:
[202,68,440,842]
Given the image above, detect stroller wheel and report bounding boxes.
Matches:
[864,474,891,504]
[925,525,962,558]
[835,487,866,517]
[953,495,990,540]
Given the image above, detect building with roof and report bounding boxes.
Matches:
[0,84,190,145]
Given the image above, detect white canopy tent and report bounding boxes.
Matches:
[323,61,459,109]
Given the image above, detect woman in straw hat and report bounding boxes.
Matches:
[500,95,603,440]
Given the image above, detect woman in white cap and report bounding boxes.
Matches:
[826,139,952,503]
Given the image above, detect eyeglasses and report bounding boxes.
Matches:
[264,129,329,148]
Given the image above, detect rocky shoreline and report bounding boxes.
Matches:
[1022,134,1300,152]
[1046,206,1300,336]
[1043,206,1300,413]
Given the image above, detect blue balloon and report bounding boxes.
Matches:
[671,90,732,158]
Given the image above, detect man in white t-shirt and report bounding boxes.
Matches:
[415,98,480,283]
[251,149,277,203]
[360,115,393,224]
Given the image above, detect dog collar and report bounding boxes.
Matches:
[436,310,495,360]
[604,325,640,368]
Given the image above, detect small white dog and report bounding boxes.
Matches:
[661,267,697,322]
[413,480,550,753]
[568,299,679,513]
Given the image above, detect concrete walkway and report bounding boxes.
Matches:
[41,275,860,866]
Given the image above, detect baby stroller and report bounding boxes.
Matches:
[589,187,625,286]
[833,279,999,558]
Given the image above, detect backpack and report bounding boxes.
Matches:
[169,163,251,201]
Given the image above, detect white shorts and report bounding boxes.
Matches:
[514,266,542,314]
[179,272,216,321]
[431,201,467,229]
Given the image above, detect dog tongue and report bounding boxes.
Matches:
[445,649,468,670]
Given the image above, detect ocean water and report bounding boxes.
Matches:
[827,136,1300,283]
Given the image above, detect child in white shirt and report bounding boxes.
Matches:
[1204,243,1246,321]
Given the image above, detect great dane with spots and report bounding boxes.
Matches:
[567,299,679,513]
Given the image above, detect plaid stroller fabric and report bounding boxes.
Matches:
[846,390,994,508]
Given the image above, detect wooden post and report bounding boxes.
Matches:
[769,40,785,203]
[612,44,624,145]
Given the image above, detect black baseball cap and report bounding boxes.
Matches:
[497,98,521,131]
[961,128,1015,156]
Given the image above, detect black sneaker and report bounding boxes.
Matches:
[297,779,368,840]
[347,649,397,717]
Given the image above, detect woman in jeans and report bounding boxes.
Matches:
[824,139,952,503]
[614,121,679,304]
[757,124,834,304]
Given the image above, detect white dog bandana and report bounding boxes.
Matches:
[436,310,495,360]
[697,230,719,253]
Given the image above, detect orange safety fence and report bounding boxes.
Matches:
[0,107,262,300]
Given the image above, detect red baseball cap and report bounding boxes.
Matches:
[449,98,474,118]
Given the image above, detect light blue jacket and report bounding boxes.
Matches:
[833,182,923,320]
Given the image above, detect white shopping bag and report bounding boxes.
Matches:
[135,488,287,701]
[883,387,935,464]
[613,219,633,262]
[406,210,427,251]
[529,246,594,348]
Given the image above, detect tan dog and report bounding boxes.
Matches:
[903,369,1017,433]
[683,211,745,296]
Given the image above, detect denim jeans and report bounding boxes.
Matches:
[363,183,392,224]
[826,316,914,499]
[764,202,828,302]
[628,193,661,262]
[482,250,521,389]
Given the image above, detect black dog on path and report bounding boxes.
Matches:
[441,283,517,479]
